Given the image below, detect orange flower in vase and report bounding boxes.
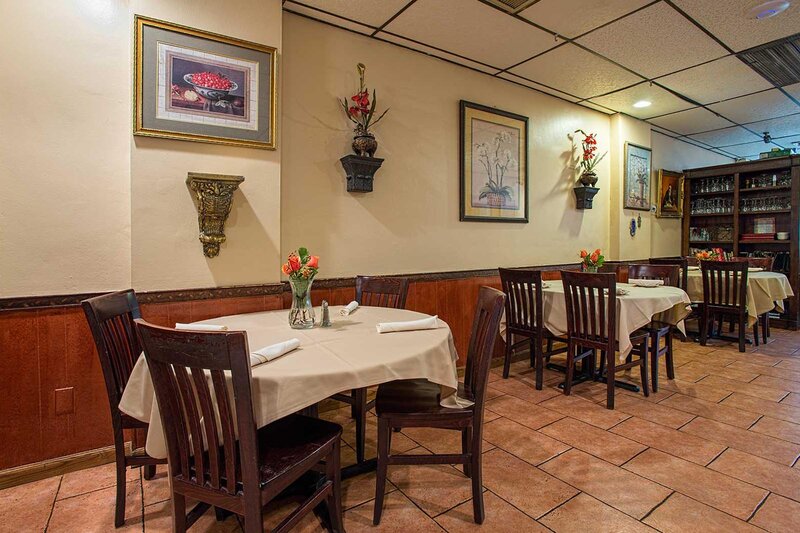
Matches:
[282,247,320,329]
[580,248,605,272]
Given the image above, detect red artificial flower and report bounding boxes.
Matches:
[307,256,319,268]
[287,254,301,272]
[349,106,360,116]
[580,249,588,258]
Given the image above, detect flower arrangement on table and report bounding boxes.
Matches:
[341,63,389,157]
[580,248,605,272]
[694,250,719,261]
[573,129,607,186]
[282,247,319,329]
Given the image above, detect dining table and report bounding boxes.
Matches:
[118,305,463,477]
[684,267,795,325]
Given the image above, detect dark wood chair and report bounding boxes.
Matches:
[498,268,566,387]
[561,271,650,409]
[649,257,689,291]
[330,275,410,464]
[700,261,751,352]
[81,290,167,528]
[629,264,681,393]
[135,320,344,533]
[728,257,773,343]
[372,287,505,525]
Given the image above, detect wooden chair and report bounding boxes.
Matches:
[700,261,751,352]
[372,287,505,525]
[81,290,166,528]
[498,268,566,387]
[561,271,650,409]
[629,264,681,393]
[728,257,773,343]
[330,275,410,464]
[649,257,689,291]
[135,320,344,533]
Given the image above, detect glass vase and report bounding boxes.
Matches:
[584,265,598,273]
[288,278,315,329]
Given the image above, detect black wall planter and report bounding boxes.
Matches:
[340,155,384,192]
[573,186,599,209]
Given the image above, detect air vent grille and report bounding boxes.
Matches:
[483,0,538,13]
[738,33,800,87]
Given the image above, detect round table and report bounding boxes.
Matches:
[119,306,460,460]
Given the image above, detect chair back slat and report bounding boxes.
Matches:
[649,258,689,290]
[700,260,748,310]
[629,264,681,288]
[462,287,505,408]
[356,276,410,309]
[561,271,616,351]
[498,269,544,335]
[135,320,257,496]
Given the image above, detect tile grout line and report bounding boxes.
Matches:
[704,446,729,467]
[745,491,772,524]
[747,414,765,430]
[43,475,63,533]
[638,490,675,522]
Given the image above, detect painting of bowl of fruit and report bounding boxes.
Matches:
[183,72,238,101]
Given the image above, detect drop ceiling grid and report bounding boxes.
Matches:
[286,0,800,153]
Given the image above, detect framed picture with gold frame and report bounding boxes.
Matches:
[460,101,528,223]
[655,169,684,218]
[133,15,277,149]
[623,142,652,211]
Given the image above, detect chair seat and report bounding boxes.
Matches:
[375,379,473,417]
[254,414,341,486]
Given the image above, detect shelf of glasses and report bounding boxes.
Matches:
[691,190,734,197]
[739,209,792,216]
[739,239,792,244]
[689,212,734,217]
[739,185,792,194]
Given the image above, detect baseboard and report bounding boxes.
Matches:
[0,443,130,490]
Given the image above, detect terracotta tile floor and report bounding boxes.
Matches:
[4,330,800,532]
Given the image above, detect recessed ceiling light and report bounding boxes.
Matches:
[748,1,790,20]
[633,100,652,108]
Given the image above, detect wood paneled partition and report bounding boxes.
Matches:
[0,265,582,472]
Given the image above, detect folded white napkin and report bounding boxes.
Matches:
[175,323,228,331]
[340,301,359,316]
[603,288,629,296]
[376,315,439,334]
[250,338,300,366]
[688,266,700,271]
[629,279,664,288]
[748,267,763,272]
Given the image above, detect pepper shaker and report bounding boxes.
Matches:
[320,300,331,327]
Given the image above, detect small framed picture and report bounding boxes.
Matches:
[655,169,684,218]
[460,101,528,223]
[624,142,652,211]
[134,15,277,149]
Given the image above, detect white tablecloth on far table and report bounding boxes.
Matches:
[502,281,692,362]
[119,306,460,459]
[686,269,794,325]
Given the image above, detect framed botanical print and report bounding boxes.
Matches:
[133,15,277,149]
[460,101,528,223]
[656,169,684,218]
[623,142,652,211]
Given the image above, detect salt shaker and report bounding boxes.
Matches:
[320,300,331,327]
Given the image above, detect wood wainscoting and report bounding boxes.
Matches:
[0,261,627,475]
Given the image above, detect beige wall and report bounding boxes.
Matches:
[281,14,612,277]
[650,131,730,257]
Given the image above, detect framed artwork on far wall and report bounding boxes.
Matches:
[133,15,277,150]
[656,169,684,218]
[624,142,652,211]
[460,100,528,223]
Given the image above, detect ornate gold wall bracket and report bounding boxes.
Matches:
[186,172,245,258]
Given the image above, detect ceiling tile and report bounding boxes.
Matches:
[496,72,581,102]
[509,43,643,99]
[773,135,800,150]
[707,89,800,123]
[382,0,557,69]
[671,0,800,52]
[289,0,410,27]
[687,125,761,147]
[284,2,375,34]
[784,82,800,100]
[576,2,727,78]
[648,107,735,135]
[655,56,774,104]
[518,0,651,38]
[588,82,695,118]
[722,141,784,158]
[377,32,500,74]
[744,113,800,139]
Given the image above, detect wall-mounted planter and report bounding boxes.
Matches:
[340,154,384,192]
[186,172,244,257]
[573,186,599,209]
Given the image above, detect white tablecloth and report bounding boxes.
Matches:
[686,269,794,325]
[503,281,692,362]
[119,306,460,459]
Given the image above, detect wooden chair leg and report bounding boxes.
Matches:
[649,331,659,393]
[534,339,543,391]
[143,464,156,480]
[762,314,769,344]
[470,430,484,524]
[738,315,746,352]
[753,320,760,347]
[546,338,553,362]
[606,350,615,409]
[640,342,650,398]
[353,388,367,464]
[325,440,344,533]
[699,310,708,346]
[373,417,391,526]
[665,331,675,379]
[114,451,127,527]
[173,493,187,533]
[462,427,472,478]
[502,334,513,378]
[564,344,575,396]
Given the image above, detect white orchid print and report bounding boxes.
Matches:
[475,131,517,205]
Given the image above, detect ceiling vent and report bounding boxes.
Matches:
[737,32,800,87]
[482,0,538,14]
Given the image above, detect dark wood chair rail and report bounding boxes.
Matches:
[135,320,344,533]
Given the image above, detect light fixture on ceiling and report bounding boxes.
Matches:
[633,100,652,108]
[763,131,773,143]
[748,1,791,20]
